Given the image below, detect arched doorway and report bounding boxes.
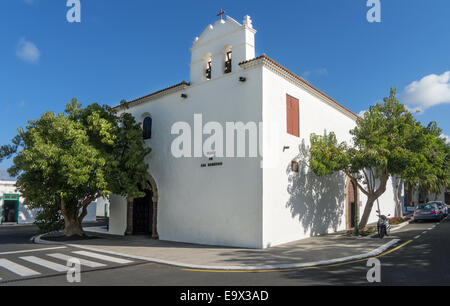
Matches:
[126,174,159,239]
[346,179,359,229]
[132,186,153,235]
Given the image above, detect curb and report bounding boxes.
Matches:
[33,233,401,271]
[390,221,410,232]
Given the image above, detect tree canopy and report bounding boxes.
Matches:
[0,99,151,236]
[309,88,448,228]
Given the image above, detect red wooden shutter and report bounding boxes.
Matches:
[286,94,299,137]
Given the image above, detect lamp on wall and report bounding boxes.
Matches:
[181,93,188,99]
[239,77,246,82]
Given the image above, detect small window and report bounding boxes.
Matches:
[205,60,212,80]
[143,117,152,140]
[224,51,232,74]
[286,94,299,137]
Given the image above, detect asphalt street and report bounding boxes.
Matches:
[0,217,449,286]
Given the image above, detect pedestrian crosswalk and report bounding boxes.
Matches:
[0,249,134,280]
[72,251,134,264]
[0,259,41,277]
[47,253,106,268]
[20,256,71,272]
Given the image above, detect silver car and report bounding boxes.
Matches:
[431,201,448,217]
[413,203,444,222]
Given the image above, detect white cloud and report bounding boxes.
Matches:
[401,71,450,111]
[16,38,40,63]
[441,134,450,144]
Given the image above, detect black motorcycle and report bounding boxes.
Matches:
[377,211,391,238]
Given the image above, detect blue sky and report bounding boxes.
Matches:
[1,0,449,176]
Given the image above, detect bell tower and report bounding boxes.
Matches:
[190,14,257,85]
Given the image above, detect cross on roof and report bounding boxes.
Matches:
[217,9,225,21]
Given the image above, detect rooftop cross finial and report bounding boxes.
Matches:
[217,9,225,21]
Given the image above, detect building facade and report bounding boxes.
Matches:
[107,15,396,248]
[0,180,36,224]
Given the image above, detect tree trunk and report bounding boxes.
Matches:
[393,179,404,218]
[358,171,389,229]
[61,200,86,237]
[63,216,85,237]
[359,196,376,229]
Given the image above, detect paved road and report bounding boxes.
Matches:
[1,217,449,286]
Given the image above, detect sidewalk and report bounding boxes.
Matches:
[35,230,400,271]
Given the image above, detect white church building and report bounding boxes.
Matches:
[107,14,396,249]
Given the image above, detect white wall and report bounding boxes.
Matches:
[108,195,127,235]
[95,197,110,217]
[111,65,264,248]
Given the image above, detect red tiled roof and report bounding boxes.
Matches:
[239,55,357,117]
[113,81,190,109]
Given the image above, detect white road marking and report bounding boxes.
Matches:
[72,251,133,264]
[0,246,66,256]
[47,253,106,268]
[414,235,421,239]
[20,256,70,272]
[0,259,41,277]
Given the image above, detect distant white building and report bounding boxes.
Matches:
[0,180,97,225]
[107,14,397,248]
[0,180,36,224]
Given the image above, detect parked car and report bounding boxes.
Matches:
[413,203,444,222]
[430,201,448,217]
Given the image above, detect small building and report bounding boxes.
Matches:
[0,180,97,225]
[0,180,36,224]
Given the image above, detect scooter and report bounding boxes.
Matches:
[377,210,391,238]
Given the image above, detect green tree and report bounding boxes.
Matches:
[414,123,449,200]
[0,99,151,236]
[310,88,425,228]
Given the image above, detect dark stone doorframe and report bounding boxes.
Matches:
[345,177,360,230]
[125,173,159,239]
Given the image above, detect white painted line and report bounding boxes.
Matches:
[20,256,69,272]
[427,227,433,230]
[0,259,41,277]
[414,235,421,239]
[72,251,133,264]
[0,246,66,256]
[422,231,427,234]
[47,253,106,268]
